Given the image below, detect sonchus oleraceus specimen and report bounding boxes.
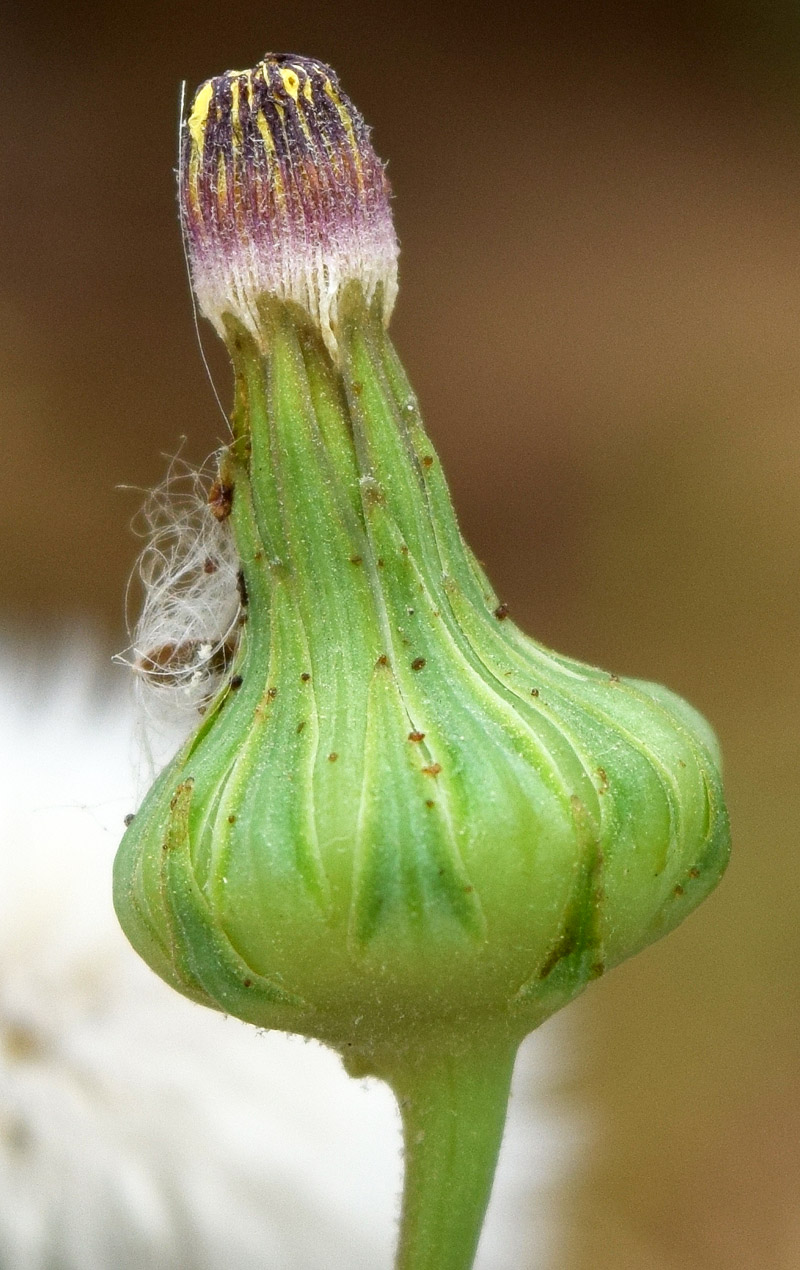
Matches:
[114,53,730,1270]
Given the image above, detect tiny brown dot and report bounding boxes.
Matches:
[411,657,426,671]
[689,866,700,878]
[530,688,539,697]
[425,799,435,808]
[464,885,474,893]
[300,672,311,682]
[376,654,389,667]
[377,557,385,568]
[328,752,338,762]
[421,455,434,469]
[352,380,363,396]
[297,721,306,733]
[408,730,425,743]
[494,603,510,620]
[123,813,135,827]
[227,814,236,824]
[421,762,441,777]
[230,675,243,690]
[267,686,278,699]
[350,555,363,565]
[674,884,685,896]
[609,673,620,683]
[243,979,252,988]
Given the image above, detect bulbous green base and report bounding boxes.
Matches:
[114,287,729,1269]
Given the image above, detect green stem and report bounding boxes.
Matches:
[379,1037,519,1270]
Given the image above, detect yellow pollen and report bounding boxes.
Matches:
[216,150,227,208]
[187,80,213,153]
[279,67,300,100]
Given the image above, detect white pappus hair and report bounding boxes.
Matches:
[116,451,244,763]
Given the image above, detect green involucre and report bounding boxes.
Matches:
[115,286,729,1054]
[114,284,729,1270]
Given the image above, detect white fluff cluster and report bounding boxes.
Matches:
[117,455,243,764]
[0,637,577,1268]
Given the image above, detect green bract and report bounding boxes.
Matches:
[114,54,730,1270]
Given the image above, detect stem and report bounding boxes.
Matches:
[379,1037,519,1270]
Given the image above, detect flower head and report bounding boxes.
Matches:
[180,54,399,360]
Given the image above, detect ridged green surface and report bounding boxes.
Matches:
[113,284,730,1269]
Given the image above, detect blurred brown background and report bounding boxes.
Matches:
[2,1,799,1265]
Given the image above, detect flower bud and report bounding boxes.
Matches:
[116,52,730,1270]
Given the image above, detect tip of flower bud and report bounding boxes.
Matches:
[180,53,399,360]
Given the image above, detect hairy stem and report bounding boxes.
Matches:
[370,1037,519,1270]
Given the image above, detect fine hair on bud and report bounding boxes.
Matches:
[117,452,243,750]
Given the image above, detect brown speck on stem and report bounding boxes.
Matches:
[243,978,252,988]
[237,569,249,607]
[350,555,363,565]
[674,883,685,896]
[300,672,311,682]
[425,799,435,809]
[421,455,433,469]
[352,380,363,396]
[494,603,509,620]
[227,814,236,824]
[596,766,609,794]
[530,688,539,697]
[421,762,441,777]
[377,558,385,568]
[208,479,233,520]
[230,675,243,689]
[123,813,135,827]
[267,686,278,700]
[297,720,306,733]
[362,480,385,507]
[411,657,426,671]
[328,752,339,762]
[376,654,389,667]
[689,866,700,878]
[609,673,620,684]
[408,730,425,743]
